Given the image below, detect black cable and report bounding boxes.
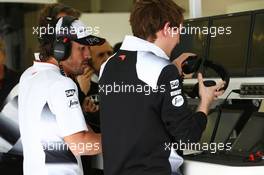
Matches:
[208,89,240,115]
[59,63,66,76]
[221,89,241,107]
[209,89,241,143]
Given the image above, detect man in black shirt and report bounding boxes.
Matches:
[99,0,225,175]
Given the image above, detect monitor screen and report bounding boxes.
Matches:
[214,110,242,144]
[232,112,264,153]
[200,109,243,145]
[170,18,209,61]
[207,14,251,77]
[199,110,217,144]
[247,12,264,76]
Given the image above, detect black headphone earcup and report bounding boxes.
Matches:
[52,16,77,62]
[187,80,217,98]
[182,56,201,74]
[53,39,71,62]
[53,42,65,61]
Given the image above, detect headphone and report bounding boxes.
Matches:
[38,4,76,44]
[182,56,230,98]
[53,16,78,62]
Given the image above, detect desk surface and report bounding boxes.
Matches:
[183,160,264,175]
[92,154,264,175]
[184,153,264,166]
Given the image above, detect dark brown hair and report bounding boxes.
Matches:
[38,3,81,61]
[130,0,185,40]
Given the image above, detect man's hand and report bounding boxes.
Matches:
[76,67,94,95]
[82,96,99,113]
[172,53,196,78]
[197,73,225,115]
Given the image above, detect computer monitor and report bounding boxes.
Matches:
[231,112,264,153]
[200,109,243,145]
[199,110,217,144]
[214,110,243,144]
[247,11,264,77]
[207,13,251,77]
[170,18,209,61]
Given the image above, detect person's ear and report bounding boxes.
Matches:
[161,22,171,37]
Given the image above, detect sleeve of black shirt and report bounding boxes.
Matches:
[157,64,207,143]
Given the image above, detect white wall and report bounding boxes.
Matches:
[201,0,264,17]
[175,0,264,18]
[80,13,132,46]
[226,0,264,13]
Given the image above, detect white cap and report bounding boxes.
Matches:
[55,16,105,46]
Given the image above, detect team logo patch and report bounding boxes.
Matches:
[172,95,184,107]
[170,79,179,89]
[65,89,76,97]
[68,97,79,108]
[170,89,182,96]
